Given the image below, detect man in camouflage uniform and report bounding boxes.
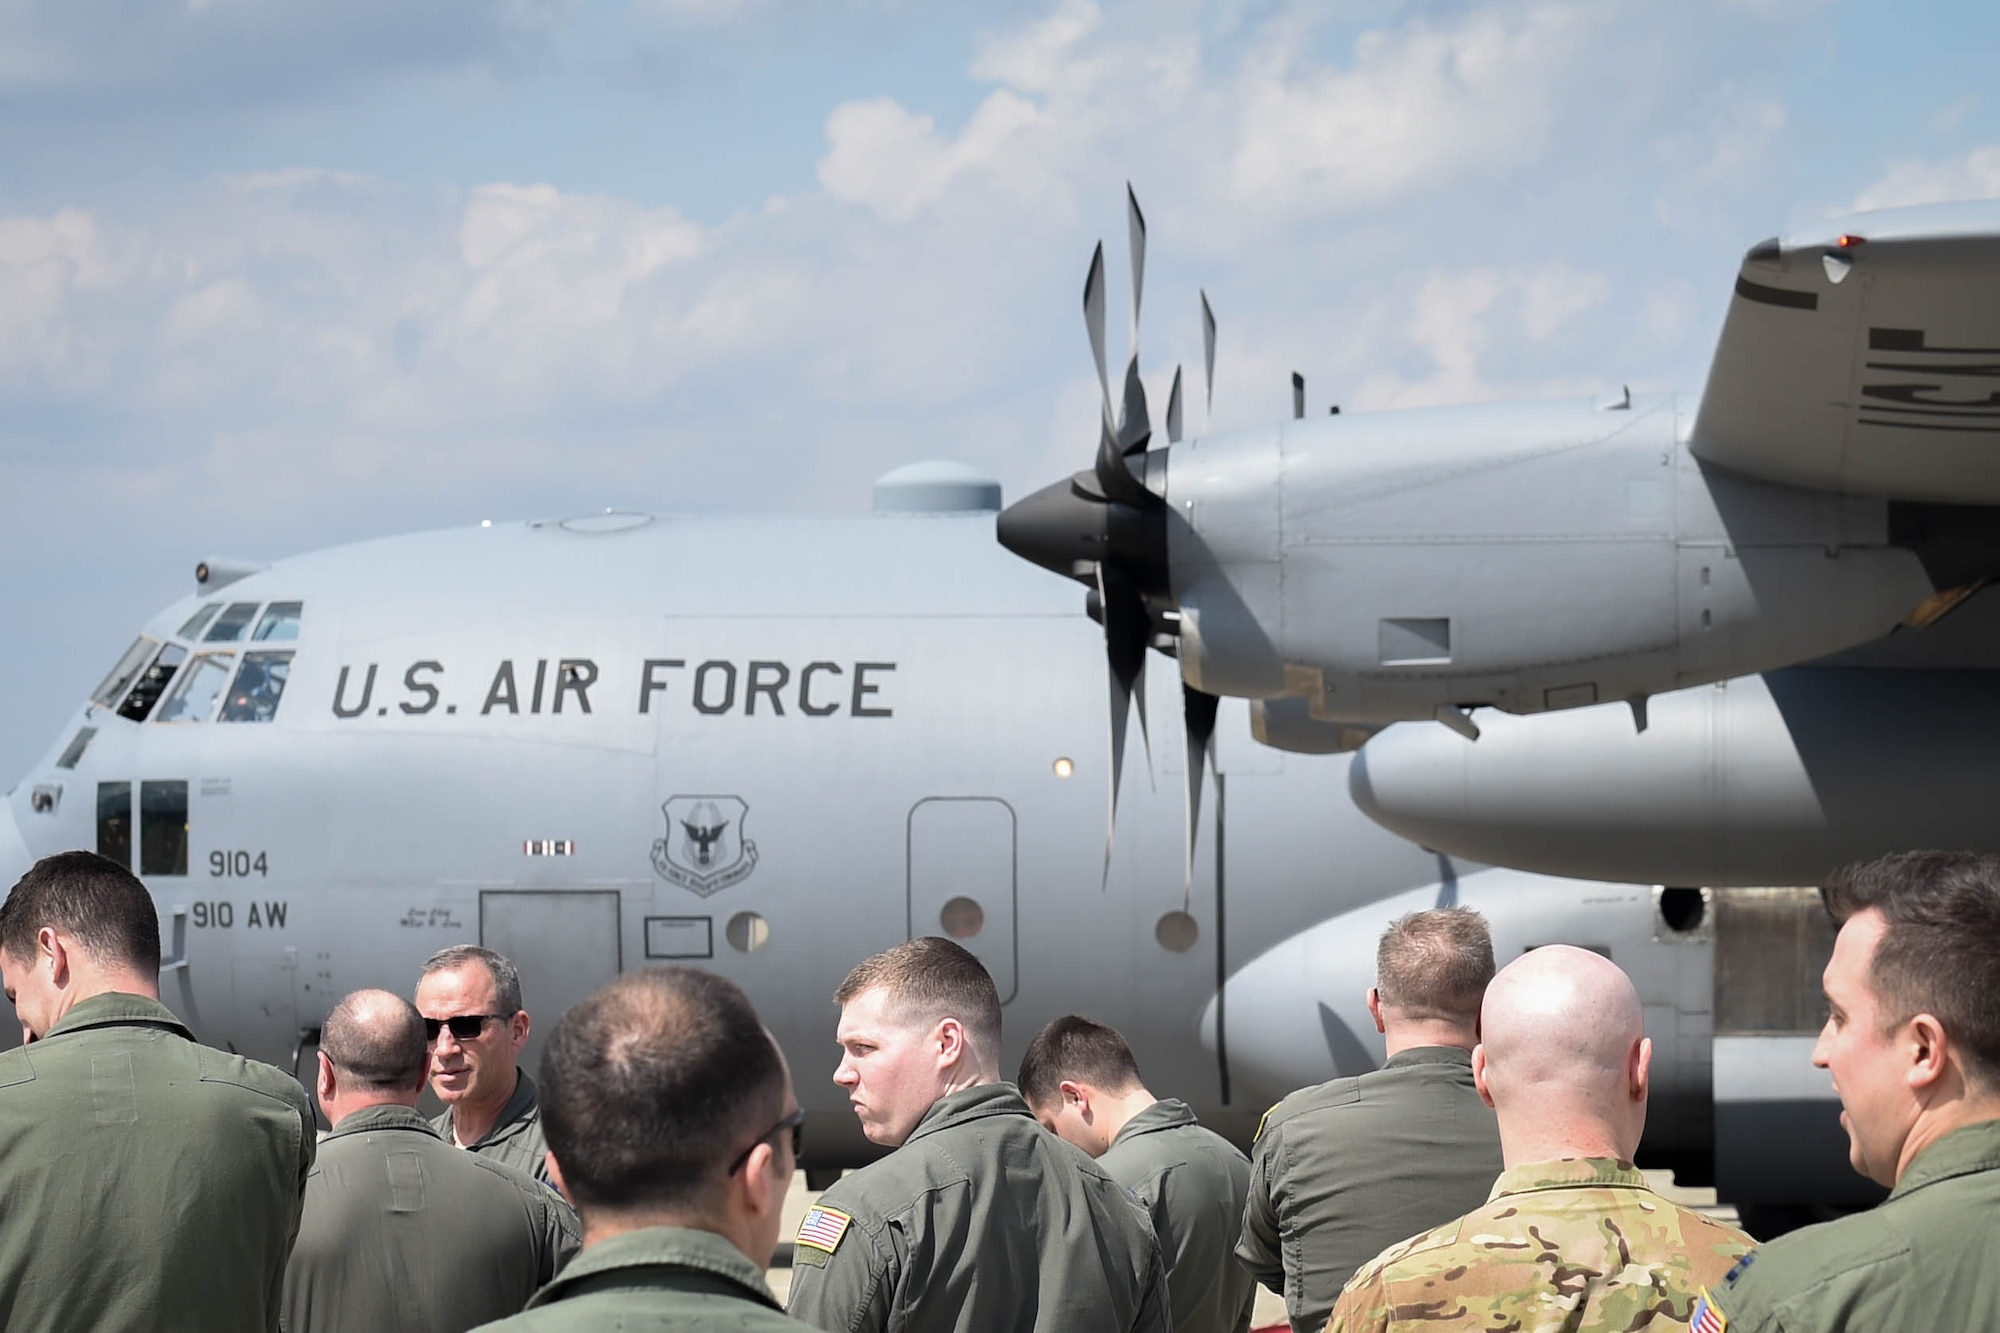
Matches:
[785,938,1170,1333]
[1326,944,1753,1332]
[417,945,554,1184]
[1020,1014,1256,1333]
[473,967,806,1331]
[1698,851,2000,1331]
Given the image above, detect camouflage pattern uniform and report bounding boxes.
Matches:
[1324,1157,1754,1333]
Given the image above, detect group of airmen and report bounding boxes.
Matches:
[1,846,1998,1331]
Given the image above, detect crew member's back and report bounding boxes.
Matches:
[0,851,315,1333]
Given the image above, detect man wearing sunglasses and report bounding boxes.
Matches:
[416,945,553,1185]
[284,989,578,1333]
[470,967,807,1331]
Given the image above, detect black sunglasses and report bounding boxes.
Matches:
[728,1105,805,1176]
[423,1013,508,1041]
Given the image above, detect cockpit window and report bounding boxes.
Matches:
[116,644,186,722]
[93,637,159,708]
[204,602,261,643]
[177,604,221,640]
[219,652,293,723]
[252,602,302,642]
[154,652,235,723]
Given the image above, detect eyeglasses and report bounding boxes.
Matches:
[727,1105,805,1176]
[423,1013,509,1042]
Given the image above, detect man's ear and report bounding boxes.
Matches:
[508,1009,531,1054]
[1365,987,1387,1035]
[738,1141,781,1218]
[1058,1079,1091,1119]
[1631,1036,1653,1104]
[935,1017,966,1067]
[1907,1013,1950,1092]
[316,1051,338,1109]
[1471,1043,1496,1109]
[546,1153,573,1205]
[38,928,69,989]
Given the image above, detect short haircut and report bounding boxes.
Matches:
[0,850,161,975]
[1824,850,2000,1087]
[1017,1015,1144,1108]
[540,967,786,1214]
[322,991,428,1092]
[835,937,1002,1055]
[420,945,524,1015]
[1375,907,1494,1025]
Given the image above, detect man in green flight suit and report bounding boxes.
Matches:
[1237,907,1504,1333]
[1020,1014,1257,1333]
[1326,943,1754,1332]
[282,988,578,1333]
[1696,850,2000,1332]
[471,966,808,1331]
[785,937,1171,1333]
[418,945,554,1184]
[0,850,317,1333]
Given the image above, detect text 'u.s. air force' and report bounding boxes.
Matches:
[329,658,896,720]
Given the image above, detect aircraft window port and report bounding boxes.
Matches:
[1155,911,1199,953]
[55,726,98,770]
[93,637,159,709]
[726,911,770,953]
[30,784,60,815]
[116,644,188,722]
[176,603,221,640]
[939,896,985,940]
[219,651,293,723]
[1658,886,1708,935]
[203,602,262,643]
[252,602,302,642]
[154,653,236,724]
[139,780,189,877]
[97,781,132,869]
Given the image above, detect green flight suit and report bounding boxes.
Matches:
[1325,1156,1755,1332]
[1702,1117,2000,1332]
[1236,1045,1503,1333]
[471,1225,806,1331]
[1100,1098,1256,1333]
[432,1067,553,1184]
[784,1083,1171,1333]
[282,1102,580,1333]
[0,991,315,1333]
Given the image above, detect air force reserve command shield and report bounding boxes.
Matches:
[651,794,759,897]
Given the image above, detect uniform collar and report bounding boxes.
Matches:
[526,1225,781,1310]
[41,991,193,1043]
[327,1103,442,1142]
[1109,1098,1198,1150]
[447,1068,540,1147]
[1487,1156,1646,1202]
[905,1082,1034,1144]
[1891,1116,2000,1202]
[1382,1045,1476,1071]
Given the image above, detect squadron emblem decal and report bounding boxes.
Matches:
[651,795,760,897]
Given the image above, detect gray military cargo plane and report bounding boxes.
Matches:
[0,459,1866,1224]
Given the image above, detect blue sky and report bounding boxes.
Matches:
[6,0,2000,782]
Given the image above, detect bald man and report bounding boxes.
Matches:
[1325,946,1754,1333]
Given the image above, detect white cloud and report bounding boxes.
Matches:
[1851,145,2000,212]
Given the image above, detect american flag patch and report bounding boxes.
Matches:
[796,1205,852,1254]
[1690,1290,1726,1333]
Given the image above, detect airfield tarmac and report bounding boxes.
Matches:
[763,1170,1742,1327]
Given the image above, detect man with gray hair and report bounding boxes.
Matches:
[284,989,578,1333]
[1236,906,1504,1333]
[417,945,552,1183]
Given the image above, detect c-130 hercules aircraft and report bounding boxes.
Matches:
[3,457,1860,1225]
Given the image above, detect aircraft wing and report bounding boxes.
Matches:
[1689,200,2000,504]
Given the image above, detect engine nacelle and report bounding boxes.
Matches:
[1249,696,1378,754]
[1168,394,1937,723]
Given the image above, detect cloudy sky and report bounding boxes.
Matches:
[5,0,2000,781]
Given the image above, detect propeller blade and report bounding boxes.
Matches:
[1126,184,1147,361]
[1292,371,1305,421]
[1103,562,1154,791]
[1094,414,1153,510]
[1117,358,1151,456]
[1084,243,1111,429]
[1166,365,1184,445]
[1201,290,1216,428]
[1182,683,1221,893]
[1096,561,1153,883]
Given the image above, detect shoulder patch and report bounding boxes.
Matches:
[1723,1251,1756,1285]
[1690,1288,1727,1333]
[796,1205,853,1256]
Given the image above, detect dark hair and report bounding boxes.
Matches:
[835,937,1002,1055]
[1017,1015,1145,1108]
[540,967,786,1214]
[1824,850,2000,1087]
[322,990,429,1092]
[1375,906,1494,1025]
[0,850,161,974]
[420,945,524,1014]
